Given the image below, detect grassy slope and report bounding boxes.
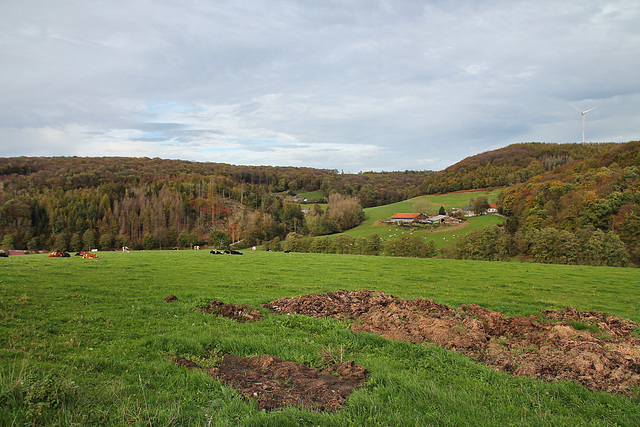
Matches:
[1,251,639,425]
[342,189,504,248]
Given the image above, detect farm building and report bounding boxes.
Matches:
[429,215,460,224]
[387,213,426,224]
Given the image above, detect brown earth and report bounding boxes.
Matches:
[179,290,639,411]
[264,289,640,394]
[173,354,368,411]
[199,300,264,322]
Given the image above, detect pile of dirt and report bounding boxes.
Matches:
[200,300,264,322]
[264,289,640,394]
[174,354,368,411]
[164,295,179,302]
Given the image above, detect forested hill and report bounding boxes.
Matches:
[0,157,430,208]
[1,142,638,259]
[0,156,430,251]
[419,142,619,194]
[496,140,640,263]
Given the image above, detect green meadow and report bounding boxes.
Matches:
[1,250,639,425]
[341,189,504,247]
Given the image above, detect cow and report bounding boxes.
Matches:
[229,249,243,255]
[0,251,8,258]
[76,251,98,259]
[210,249,224,254]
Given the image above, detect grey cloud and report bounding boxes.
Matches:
[1,0,639,171]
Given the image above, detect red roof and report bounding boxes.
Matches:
[390,213,421,219]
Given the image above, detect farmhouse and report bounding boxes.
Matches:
[429,214,460,224]
[462,204,475,217]
[387,213,425,224]
[488,203,498,213]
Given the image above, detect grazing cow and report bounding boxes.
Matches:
[284,250,291,253]
[229,249,243,255]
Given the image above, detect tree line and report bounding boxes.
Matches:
[0,157,425,251]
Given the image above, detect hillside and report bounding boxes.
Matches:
[0,157,429,251]
[1,142,639,266]
[496,141,640,263]
[420,142,618,194]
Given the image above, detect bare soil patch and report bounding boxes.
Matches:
[174,354,368,411]
[199,300,264,322]
[264,289,640,394]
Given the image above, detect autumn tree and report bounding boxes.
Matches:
[325,193,364,232]
[471,197,490,215]
[209,230,232,249]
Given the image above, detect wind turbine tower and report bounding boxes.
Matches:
[571,104,597,144]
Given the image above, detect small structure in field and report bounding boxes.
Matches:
[429,215,460,224]
[387,213,425,224]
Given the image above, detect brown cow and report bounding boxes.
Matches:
[77,251,98,259]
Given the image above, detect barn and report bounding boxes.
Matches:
[387,213,425,224]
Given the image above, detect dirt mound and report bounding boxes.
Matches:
[264,290,640,394]
[200,300,264,322]
[164,295,179,302]
[173,354,368,411]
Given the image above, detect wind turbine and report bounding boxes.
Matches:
[571,104,597,144]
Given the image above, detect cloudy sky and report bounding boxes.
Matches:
[1,0,639,172]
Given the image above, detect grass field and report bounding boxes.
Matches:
[341,189,504,248]
[1,250,639,425]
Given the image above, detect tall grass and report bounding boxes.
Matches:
[1,251,639,425]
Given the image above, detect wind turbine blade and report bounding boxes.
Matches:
[570,104,583,113]
[584,106,597,113]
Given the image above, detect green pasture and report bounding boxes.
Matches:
[360,189,502,224]
[1,250,639,425]
[342,190,504,247]
[296,191,324,200]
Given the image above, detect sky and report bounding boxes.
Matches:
[1,0,639,172]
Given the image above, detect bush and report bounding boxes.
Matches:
[452,226,510,261]
[385,234,435,258]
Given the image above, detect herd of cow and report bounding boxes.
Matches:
[0,248,245,258]
[48,251,98,259]
[210,249,243,255]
